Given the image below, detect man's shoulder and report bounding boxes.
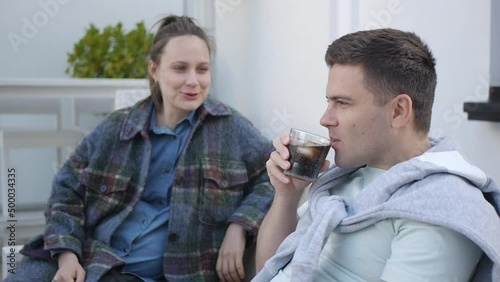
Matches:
[381,218,483,281]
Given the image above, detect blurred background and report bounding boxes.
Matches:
[0,0,498,237]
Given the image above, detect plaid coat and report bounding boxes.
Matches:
[22,97,274,281]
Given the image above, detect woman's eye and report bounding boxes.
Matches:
[173,66,185,71]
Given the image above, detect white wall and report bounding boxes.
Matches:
[0,0,183,207]
[214,0,333,162]
[0,0,184,78]
[1,0,499,204]
[214,0,500,184]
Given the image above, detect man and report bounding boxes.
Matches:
[254,29,500,282]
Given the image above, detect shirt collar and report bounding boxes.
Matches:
[149,107,197,134]
[119,97,230,141]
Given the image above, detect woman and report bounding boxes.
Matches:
[7,15,274,282]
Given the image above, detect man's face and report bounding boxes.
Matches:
[320,64,394,169]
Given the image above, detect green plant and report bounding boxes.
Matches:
[66,22,154,78]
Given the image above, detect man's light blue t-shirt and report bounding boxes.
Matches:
[272,166,483,282]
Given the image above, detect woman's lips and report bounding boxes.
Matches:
[181,92,199,99]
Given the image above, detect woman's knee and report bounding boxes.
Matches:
[4,256,58,282]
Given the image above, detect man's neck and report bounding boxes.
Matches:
[370,133,431,170]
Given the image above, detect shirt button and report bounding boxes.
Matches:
[173,136,177,140]
[165,168,170,174]
[168,233,179,242]
[100,185,107,193]
[142,219,147,225]
[123,247,129,252]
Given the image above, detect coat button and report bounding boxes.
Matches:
[221,180,229,188]
[100,185,107,193]
[168,233,179,242]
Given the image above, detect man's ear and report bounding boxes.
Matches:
[391,94,413,128]
[148,61,157,80]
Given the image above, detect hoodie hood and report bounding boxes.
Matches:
[415,150,487,187]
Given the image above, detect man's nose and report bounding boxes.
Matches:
[320,107,338,128]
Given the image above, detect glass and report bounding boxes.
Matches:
[284,128,331,182]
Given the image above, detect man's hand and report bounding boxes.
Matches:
[256,132,330,272]
[52,251,85,282]
[216,223,247,282]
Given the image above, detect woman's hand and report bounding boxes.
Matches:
[52,251,85,282]
[216,223,247,282]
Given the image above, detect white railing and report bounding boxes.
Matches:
[0,78,149,245]
[0,78,149,128]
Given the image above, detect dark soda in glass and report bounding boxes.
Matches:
[285,140,330,182]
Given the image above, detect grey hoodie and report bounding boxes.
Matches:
[253,137,500,282]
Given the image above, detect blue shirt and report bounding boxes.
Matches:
[110,108,196,281]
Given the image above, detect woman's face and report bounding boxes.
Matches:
[149,35,211,116]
